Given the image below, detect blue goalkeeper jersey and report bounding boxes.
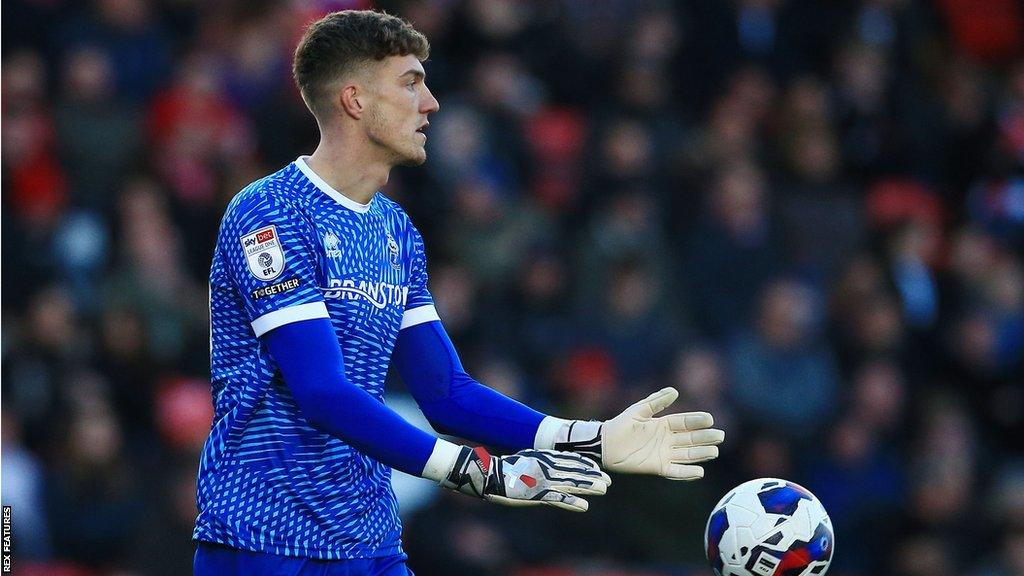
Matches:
[194,156,440,560]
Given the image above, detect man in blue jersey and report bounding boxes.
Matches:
[193,10,724,575]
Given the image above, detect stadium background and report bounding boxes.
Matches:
[2,0,1023,574]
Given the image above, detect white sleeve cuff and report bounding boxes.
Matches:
[400,304,440,330]
[534,415,573,450]
[421,438,463,483]
[251,301,330,337]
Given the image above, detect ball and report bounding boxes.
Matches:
[704,478,834,576]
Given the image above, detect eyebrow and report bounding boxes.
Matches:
[399,69,425,81]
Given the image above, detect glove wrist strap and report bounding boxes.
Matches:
[440,446,496,498]
[552,420,603,463]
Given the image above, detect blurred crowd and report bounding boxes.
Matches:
[3,0,1024,575]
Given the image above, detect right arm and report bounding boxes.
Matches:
[264,317,453,480]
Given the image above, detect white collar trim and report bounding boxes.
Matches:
[295,156,373,213]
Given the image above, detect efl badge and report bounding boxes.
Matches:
[241,225,285,281]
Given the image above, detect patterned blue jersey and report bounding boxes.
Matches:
[194,157,439,560]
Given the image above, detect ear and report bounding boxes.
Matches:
[339,83,363,120]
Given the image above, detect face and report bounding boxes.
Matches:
[363,54,440,166]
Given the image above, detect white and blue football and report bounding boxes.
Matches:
[705,478,834,576]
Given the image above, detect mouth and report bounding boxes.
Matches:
[415,122,429,140]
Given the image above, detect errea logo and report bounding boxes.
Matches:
[324,232,342,259]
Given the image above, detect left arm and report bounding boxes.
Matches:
[392,318,546,451]
[396,224,547,451]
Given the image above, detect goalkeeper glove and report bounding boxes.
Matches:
[542,387,724,480]
[440,446,611,512]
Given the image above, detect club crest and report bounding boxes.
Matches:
[386,232,401,270]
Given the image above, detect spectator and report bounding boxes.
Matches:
[729,278,840,439]
[59,0,173,104]
[584,257,684,389]
[682,160,784,340]
[53,46,142,210]
[44,372,145,570]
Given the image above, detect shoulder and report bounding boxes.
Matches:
[225,164,310,222]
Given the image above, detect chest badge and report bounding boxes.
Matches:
[386,232,401,270]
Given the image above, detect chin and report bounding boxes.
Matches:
[398,148,428,167]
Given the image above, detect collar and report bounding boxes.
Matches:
[295,155,374,213]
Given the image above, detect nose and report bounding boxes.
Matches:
[422,84,440,114]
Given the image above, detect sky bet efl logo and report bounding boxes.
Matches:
[240,225,285,281]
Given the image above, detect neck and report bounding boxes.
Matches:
[305,130,391,205]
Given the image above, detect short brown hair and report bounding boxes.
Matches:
[293,10,430,117]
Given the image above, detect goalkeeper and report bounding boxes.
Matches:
[192,9,724,576]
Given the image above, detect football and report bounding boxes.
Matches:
[705,478,834,576]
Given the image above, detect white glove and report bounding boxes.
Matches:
[547,387,724,480]
[440,446,612,512]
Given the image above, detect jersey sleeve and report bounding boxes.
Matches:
[400,223,440,330]
[221,190,328,337]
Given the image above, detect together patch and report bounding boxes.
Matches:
[251,278,302,300]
